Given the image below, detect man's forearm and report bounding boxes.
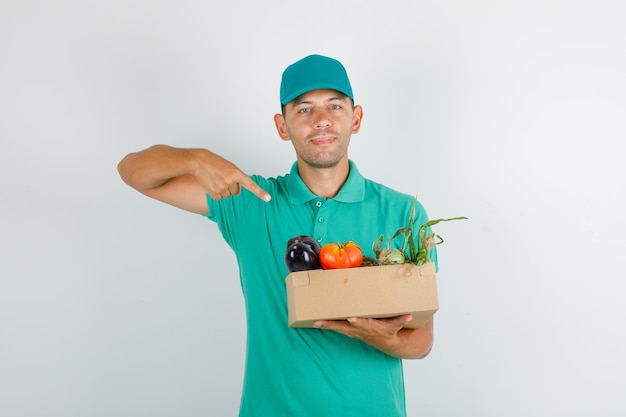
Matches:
[117,144,201,192]
[377,322,434,359]
[313,316,434,360]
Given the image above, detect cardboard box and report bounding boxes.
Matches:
[286,262,438,329]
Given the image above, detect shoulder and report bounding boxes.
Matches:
[363,177,416,204]
[250,172,287,188]
[205,173,293,246]
[248,172,291,200]
[362,177,430,222]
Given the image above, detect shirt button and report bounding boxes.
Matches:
[316,201,323,207]
[318,217,324,223]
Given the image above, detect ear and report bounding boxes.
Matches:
[351,105,363,134]
[274,113,290,141]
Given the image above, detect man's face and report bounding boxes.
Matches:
[274,89,363,169]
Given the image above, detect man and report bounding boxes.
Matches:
[118,54,436,416]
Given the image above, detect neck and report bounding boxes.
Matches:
[297,157,350,198]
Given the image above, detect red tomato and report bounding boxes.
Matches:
[319,241,364,269]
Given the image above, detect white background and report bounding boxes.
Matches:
[1,1,625,416]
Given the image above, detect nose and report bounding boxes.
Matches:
[314,109,332,129]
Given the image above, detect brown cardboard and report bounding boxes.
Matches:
[286,262,438,329]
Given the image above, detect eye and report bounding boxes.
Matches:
[298,107,311,113]
[329,104,341,110]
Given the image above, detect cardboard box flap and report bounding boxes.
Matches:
[289,272,311,286]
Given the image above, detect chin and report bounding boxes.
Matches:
[307,158,342,169]
[301,152,347,169]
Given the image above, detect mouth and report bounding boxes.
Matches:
[308,133,337,146]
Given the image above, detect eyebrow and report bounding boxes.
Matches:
[290,95,349,108]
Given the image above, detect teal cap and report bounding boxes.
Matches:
[280,54,353,106]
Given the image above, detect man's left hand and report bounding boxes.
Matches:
[313,314,412,341]
[313,315,434,359]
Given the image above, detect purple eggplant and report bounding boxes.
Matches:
[284,242,321,272]
[286,235,321,254]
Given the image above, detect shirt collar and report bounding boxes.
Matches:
[287,160,365,205]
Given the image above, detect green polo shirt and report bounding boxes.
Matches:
[206,160,437,417]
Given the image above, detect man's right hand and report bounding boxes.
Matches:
[191,150,271,203]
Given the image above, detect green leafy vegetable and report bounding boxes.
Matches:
[373,197,467,265]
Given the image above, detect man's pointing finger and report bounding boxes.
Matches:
[239,176,271,202]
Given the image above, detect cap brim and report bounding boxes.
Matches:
[281,84,353,106]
